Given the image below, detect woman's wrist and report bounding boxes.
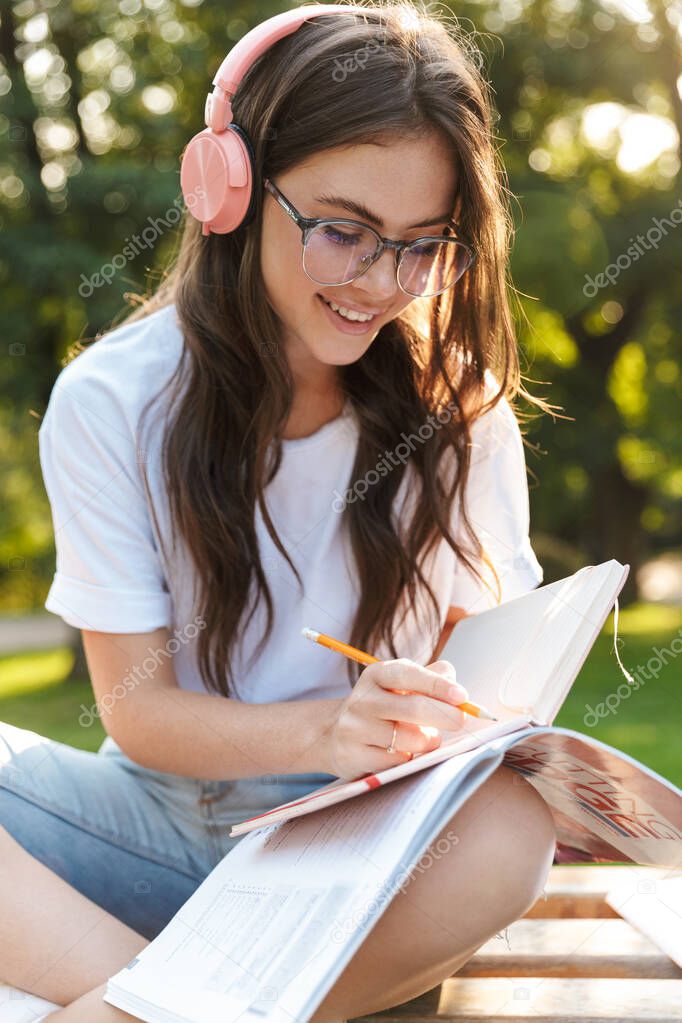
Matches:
[293,697,343,776]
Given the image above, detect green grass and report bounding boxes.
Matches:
[0,648,106,751]
[0,602,680,785]
[554,602,682,787]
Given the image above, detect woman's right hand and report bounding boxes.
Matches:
[324,658,471,780]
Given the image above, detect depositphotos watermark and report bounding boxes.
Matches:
[332,34,386,82]
[583,627,682,727]
[582,198,682,297]
[78,185,207,297]
[78,616,206,727]
[331,828,460,942]
[332,400,458,513]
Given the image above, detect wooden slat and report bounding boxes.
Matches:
[360,988,440,1017]
[353,977,682,1021]
[524,865,668,919]
[459,918,681,979]
[351,867,681,1022]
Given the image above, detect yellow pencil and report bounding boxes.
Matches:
[301,626,498,721]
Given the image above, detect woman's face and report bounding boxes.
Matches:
[260,132,457,378]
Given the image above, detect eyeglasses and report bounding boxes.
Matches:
[263,178,475,298]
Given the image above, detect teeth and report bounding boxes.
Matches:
[322,297,374,322]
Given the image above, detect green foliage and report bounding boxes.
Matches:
[0,407,54,610]
[1,0,681,611]
[490,0,682,576]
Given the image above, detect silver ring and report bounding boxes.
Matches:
[386,721,398,755]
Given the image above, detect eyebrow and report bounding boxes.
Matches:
[312,193,453,231]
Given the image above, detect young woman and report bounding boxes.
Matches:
[0,3,557,1020]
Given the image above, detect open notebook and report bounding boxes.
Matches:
[442,557,630,725]
[102,557,681,1023]
[229,558,630,837]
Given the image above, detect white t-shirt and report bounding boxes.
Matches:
[38,302,543,703]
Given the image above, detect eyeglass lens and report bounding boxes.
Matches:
[303,222,472,297]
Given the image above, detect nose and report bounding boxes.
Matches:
[352,246,400,303]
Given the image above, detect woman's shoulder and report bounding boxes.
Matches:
[53,302,184,404]
[40,302,185,441]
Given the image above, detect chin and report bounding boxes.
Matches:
[307,335,377,366]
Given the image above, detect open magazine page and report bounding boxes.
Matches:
[104,740,523,1023]
[501,728,682,869]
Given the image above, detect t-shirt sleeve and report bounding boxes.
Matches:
[449,395,543,614]
[38,359,172,632]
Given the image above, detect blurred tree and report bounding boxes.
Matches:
[489,0,682,595]
[0,0,680,627]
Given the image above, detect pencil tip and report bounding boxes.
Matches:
[301,626,319,641]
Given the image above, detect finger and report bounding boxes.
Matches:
[368,748,415,766]
[349,747,416,777]
[378,692,468,733]
[426,659,457,679]
[358,717,439,756]
[373,719,442,756]
[402,720,443,751]
[374,658,469,704]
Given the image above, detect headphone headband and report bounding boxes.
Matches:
[208,4,351,128]
[181,4,371,235]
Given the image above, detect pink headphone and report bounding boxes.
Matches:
[179,4,357,236]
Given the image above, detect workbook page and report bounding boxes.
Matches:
[105,744,498,1023]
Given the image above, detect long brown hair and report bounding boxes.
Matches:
[83,1,554,697]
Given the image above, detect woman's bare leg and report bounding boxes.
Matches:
[46,984,138,1022]
[310,765,556,1023]
[4,765,554,1023]
[0,824,148,1006]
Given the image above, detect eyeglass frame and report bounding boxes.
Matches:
[263,177,476,298]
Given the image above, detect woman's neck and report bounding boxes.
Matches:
[282,378,346,441]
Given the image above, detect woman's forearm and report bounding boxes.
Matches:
[111,686,342,780]
[82,628,343,780]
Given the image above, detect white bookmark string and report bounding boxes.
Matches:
[612,594,635,684]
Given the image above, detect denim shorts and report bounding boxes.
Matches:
[0,720,336,940]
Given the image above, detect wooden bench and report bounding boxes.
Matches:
[1,865,679,1021]
[352,865,682,1022]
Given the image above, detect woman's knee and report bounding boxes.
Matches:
[470,764,556,917]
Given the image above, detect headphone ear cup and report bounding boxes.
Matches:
[180,123,255,234]
[228,123,258,229]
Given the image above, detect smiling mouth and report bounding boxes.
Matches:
[318,295,385,320]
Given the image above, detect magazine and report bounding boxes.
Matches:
[103,560,682,1023]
